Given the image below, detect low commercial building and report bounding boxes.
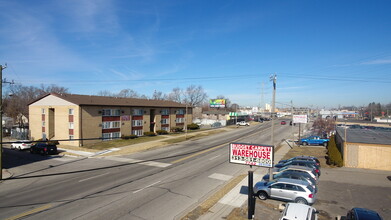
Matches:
[335,127,391,171]
[29,93,192,146]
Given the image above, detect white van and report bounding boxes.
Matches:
[279,203,318,220]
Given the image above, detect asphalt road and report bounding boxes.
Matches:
[0,121,293,220]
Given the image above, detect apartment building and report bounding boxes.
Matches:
[29,93,192,146]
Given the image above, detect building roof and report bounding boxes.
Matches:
[30,93,188,108]
[337,127,391,145]
[202,110,230,115]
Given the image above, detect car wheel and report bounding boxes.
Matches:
[30,148,34,154]
[40,150,46,156]
[302,142,308,146]
[323,142,328,147]
[18,146,22,151]
[295,197,308,205]
[257,191,268,200]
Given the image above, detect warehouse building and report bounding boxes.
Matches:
[29,93,192,147]
[335,127,391,171]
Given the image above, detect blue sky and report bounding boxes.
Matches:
[1,0,390,109]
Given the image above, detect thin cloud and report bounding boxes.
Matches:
[361,59,391,65]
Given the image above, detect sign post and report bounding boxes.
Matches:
[229,143,274,219]
[293,115,308,146]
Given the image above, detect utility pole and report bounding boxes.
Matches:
[0,64,13,180]
[1,64,7,180]
[269,73,276,181]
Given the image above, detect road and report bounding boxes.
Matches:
[0,121,293,220]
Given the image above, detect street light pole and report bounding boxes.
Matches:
[269,73,277,181]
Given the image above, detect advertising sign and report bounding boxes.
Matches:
[293,114,308,124]
[209,99,226,108]
[229,143,274,167]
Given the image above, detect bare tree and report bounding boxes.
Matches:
[117,89,140,98]
[184,85,208,107]
[97,90,114,97]
[3,84,69,124]
[167,87,182,103]
[152,90,166,100]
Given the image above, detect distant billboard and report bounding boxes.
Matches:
[229,143,274,167]
[293,115,308,124]
[209,99,226,108]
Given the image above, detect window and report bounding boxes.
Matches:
[162,127,170,132]
[161,109,169,115]
[69,122,74,129]
[69,135,74,140]
[177,109,185,115]
[132,130,143,136]
[132,120,143,126]
[132,109,143,116]
[42,108,45,114]
[161,118,169,124]
[102,132,121,140]
[69,108,74,115]
[271,183,285,189]
[176,118,184,123]
[42,121,45,127]
[102,109,121,116]
[102,121,120,129]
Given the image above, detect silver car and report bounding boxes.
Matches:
[253,178,317,205]
[272,165,317,181]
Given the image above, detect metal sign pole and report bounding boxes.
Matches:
[248,169,254,219]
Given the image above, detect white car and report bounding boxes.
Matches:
[11,140,32,151]
[236,121,249,126]
[279,203,318,220]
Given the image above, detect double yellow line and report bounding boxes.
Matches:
[6,204,52,220]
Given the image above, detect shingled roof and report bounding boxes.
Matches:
[31,93,188,108]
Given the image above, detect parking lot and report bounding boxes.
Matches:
[248,146,391,220]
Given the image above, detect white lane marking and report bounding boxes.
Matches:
[133,181,161,194]
[102,156,172,168]
[209,173,233,181]
[209,154,221,160]
[78,172,110,183]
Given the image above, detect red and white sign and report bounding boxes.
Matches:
[293,115,308,124]
[229,143,274,167]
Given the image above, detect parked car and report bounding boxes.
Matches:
[336,207,383,220]
[279,203,319,220]
[274,160,321,177]
[272,165,318,181]
[299,135,329,146]
[279,156,320,167]
[281,121,286,125]
[30,142,58,155]
[236,121,249,126]
[253,178,317,205]
[11,140,32,151]
[262,171,318,192]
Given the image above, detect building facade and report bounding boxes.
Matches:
[29,93,192,146]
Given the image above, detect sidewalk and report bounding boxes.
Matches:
[198,140,293,220]
[1,169,13,180]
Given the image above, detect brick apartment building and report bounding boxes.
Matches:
[29,93,192,146]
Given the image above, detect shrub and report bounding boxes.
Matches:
[171,127,184,132]
[187,123,200,130]
[144,132,156,136]
[156,130,169,135]
[327,135,343,167]
[121,135,138,139]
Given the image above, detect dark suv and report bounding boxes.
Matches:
[337,208,383,220]
[30,143,58,155]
